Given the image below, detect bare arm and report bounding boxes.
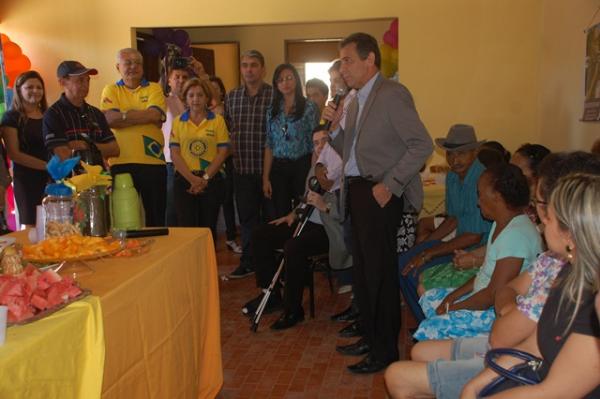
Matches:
[204,146,229,179]
[104,108,163,129]
[450,257,524,312]
[424,216,458,242]
[487,334,600,398]
[95,141,120,158]
[495,270,533,316]
[2,127,47,170]
[170,147,206,193]
[461,330,540,399]
[262,147,273,198]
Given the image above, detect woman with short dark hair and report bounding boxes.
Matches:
[414,163,543,341]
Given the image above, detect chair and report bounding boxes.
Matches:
[305,253,335,318]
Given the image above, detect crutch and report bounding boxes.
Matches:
[250,203,315,332]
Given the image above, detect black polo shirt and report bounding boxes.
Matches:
[43,93,115,150]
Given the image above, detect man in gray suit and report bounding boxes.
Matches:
[324,32,433,374]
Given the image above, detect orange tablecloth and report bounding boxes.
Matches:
[82,228,223,399]
[5,227,222,399]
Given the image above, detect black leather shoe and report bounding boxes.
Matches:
[347,354,390,374]
[330,305,359,323]
[270,309,304,330]
[338,321,362,338]
[336,338,370,356]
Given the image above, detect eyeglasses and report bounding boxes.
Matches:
[276,75,294,84]
[120,60,143,67]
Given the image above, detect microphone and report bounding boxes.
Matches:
[324,87,347,131]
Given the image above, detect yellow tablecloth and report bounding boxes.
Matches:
[1,227,222,399]
[420,184,446,218]
[0,296,105,399]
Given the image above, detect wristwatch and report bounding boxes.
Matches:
[202,173,210,181]
[121,111,128,121]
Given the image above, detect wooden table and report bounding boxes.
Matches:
[0,228,222,399]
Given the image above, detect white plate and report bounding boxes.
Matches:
[0,237,16,253]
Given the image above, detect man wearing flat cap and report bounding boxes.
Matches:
[43,61,120,163]
[398,124,492,322]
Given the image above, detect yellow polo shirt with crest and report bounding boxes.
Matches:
[100,79,166,165]
[169,110,230,173]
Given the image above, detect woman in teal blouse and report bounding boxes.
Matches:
[263,64,319,218]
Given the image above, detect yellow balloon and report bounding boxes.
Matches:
[380,43,392,62]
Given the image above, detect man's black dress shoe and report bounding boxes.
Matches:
[336,338,370,356]
[338,321,362,338]
[330,305,359,323]
[270,309,304,330]
[347,354,390,374]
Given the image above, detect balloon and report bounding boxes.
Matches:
[380,43,392,62]
[173,29,190,48]
[383,30,398,49]
[2,41,22,59]
[7,71,20,88]
[391,49,398,62]
[5,54,31,74]
[152,28,173,43]
[181,46,192,57]
[141,37,163,57]
[0,33,10,44]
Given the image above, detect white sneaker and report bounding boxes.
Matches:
[226,240,242,254]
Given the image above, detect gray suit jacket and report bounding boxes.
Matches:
[333,74,433,213]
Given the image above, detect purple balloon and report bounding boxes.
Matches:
[181,46,192,57]
[152,28,171,43]
[143,37,164,57]
[173,29,190,48]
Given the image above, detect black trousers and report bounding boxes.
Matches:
[13,169,47,225]
[270,154,311,218]
[222,157,237,241]
[234,173,273,269]
[111,163,167,227]
[173,173,225,241]
[251,220,328,313]
[348,178,403,363]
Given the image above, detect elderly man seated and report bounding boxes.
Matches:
[398,124,492,322]
[242,125,351,330]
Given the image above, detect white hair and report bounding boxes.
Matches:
[116,48,142,63]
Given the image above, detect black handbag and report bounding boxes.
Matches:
[479,348,543,397]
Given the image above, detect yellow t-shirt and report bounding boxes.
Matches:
[100,79,166,165]
[170,111,230,172]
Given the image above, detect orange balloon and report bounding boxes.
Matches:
[5,54,31,74]
[2,41,22,59]
[0,33,10,44]
[7,70,20,88]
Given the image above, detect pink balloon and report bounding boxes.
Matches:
[383,30,397,49]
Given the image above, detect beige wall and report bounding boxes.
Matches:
[185,19,391,85]
[191,43,239,95]
[538,0,600,152]
[1,0,546,157]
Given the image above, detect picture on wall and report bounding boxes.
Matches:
[583,22,600,121]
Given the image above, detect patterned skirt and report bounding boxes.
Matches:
[413,287,495,341]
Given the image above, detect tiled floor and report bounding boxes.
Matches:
[214,236,411,399]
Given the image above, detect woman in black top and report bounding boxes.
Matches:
[0,71,49,226]
[462,173,600,398]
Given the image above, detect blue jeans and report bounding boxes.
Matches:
[426,337,489,399]
[398,240,453,322]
